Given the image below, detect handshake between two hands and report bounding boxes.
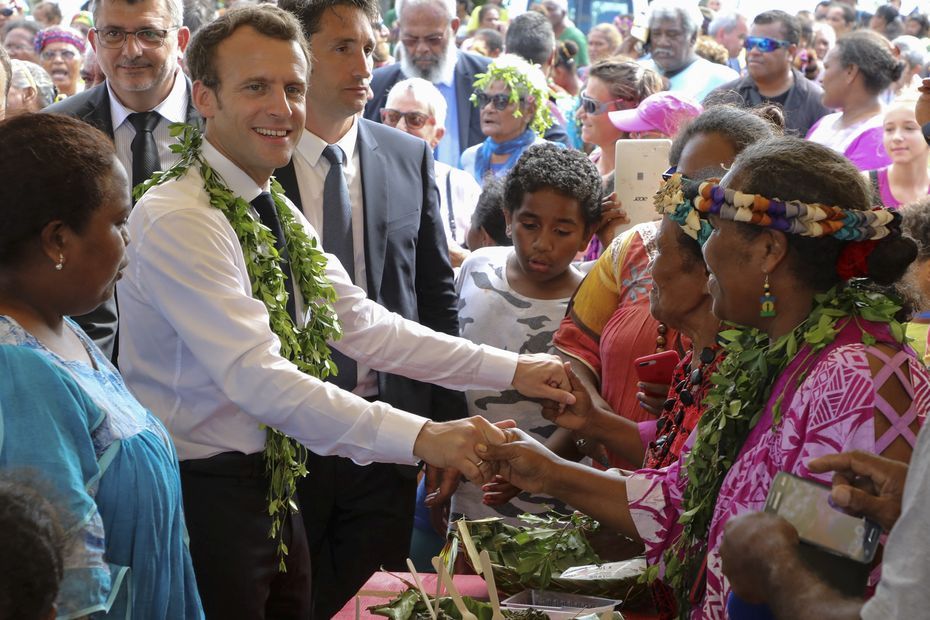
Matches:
[411,354,580,509]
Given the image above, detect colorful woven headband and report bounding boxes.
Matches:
[34,27,86,54]
[653,173,713,245]
[691,180,900,241]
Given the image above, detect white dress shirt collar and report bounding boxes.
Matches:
[108,69,189,130]
[296,115,359,166]
[201,139,270,203]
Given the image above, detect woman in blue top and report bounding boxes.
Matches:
[0,114,203,619]
[460,54,555,182]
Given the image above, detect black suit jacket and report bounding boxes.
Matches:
[275,119,467,426]
[365,50,491,153]
[44,78,201,358]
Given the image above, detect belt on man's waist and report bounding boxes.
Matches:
[179,451,266,478]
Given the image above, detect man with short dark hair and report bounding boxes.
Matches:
[706,10,829,137]
[365,0,489,168]
[45,0,198,359]
[827,1,856,37]
[540,0,588,67]
[277,0,466,616]
[119,3,576,616]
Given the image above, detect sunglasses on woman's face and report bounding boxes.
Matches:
[380,108,430,129]
[473,91,520,110]
[743,36,791,53]
[579,92,630,116]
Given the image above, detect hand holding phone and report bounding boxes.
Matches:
[765,472,881,563]
[634,350,680,386]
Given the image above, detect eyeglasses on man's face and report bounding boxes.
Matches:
[380,108,430,129]
[93,27,178,49]
[400,33,445,49]
[579,91,630,116]
[743,36,790,53]
[473,90,521,111]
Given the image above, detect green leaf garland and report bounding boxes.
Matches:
[135,123,342,570]
[654,283,906,617]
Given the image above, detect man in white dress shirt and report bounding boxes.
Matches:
[46,0,197,359]
[117,4,574,616]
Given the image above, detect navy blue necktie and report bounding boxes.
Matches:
[250,192,297,322]
[320,145,357,390]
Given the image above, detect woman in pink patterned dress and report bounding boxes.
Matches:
[482,136,930,619]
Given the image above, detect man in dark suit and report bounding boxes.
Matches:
[279,0,466,617]
[45,0,197,358]
[364,0,489,168]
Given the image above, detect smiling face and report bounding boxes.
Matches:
[702,211,764,327]
[648,131,735,327]
[39,41,82,96]
[384,88,444,147]
[90,0,189,110]
[649,16,695,74]
[745,22,794,85]
[649,216,709,328]
[479,79,532,142]
[576,75,628,148]
[194,25,307,186]
[883,105,930,165]
[813,29,831,61]
[504,187,590,296]
[307,4,374,131]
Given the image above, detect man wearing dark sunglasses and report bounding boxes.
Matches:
[706,10,828,137]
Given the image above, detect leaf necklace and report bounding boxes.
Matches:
[135,123,342,570]
[655,283,905,617]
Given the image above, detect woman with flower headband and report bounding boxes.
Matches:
[480,135,930,619]
[543,106,777,474]
[459,54,555,182]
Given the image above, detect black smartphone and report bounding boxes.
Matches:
[765,471,882,564]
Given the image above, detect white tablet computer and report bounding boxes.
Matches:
[613,138,672,236]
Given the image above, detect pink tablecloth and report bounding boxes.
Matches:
[334,571,489,619]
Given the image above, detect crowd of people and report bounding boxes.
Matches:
[1,0,930,619]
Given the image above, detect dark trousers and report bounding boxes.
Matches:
[298,452,418,619]
[181,452,312,620]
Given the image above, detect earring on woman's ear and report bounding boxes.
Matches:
[760,273,776,318]
[505,225,512,237]
[55,253,65,271]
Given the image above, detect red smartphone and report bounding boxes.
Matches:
[633,350,680,386]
